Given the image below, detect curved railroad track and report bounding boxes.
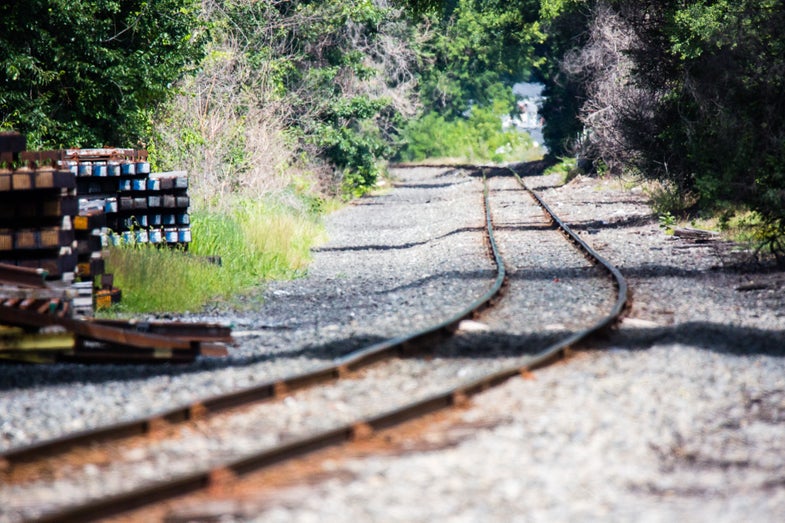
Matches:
[0,164,627,522]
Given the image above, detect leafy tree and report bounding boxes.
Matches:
[151,0,421,198]
[0,0,205,148]
[535,1,591,157]
[541,0,785,257]
[395,0,544,162]
[652,0,785,254]
[416,0,542,115]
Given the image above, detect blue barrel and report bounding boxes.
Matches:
[135,230,149,243]
[62,161,78,174]
[109,233,122,246]
[164,228,178,243]
[149,228,163,243]
[178,228,191,243]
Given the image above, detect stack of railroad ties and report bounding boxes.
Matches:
[0,263,234,364]
[0,132,233,363]
[1,132,194,315]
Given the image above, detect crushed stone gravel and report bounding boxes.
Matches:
[1,165,784,523]
[241,168,785,523]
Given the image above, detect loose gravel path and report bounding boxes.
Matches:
[2,165,784,522]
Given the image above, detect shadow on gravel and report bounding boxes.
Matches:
[393,180,473,189]
[374,269,495,295]
[590,198,652,206]
[427,329,576,359]
[508,266,607,281]
[619,263,782,278]
[570,214,657,230]
[599,321,785,357]
[473,161,556,179]
[494,224,559,233]
[0,335,389,390]
[508,160,558,177]
[312,226,484,252]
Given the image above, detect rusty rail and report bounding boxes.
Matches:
[0,263,48,288]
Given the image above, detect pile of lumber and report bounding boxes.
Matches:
[0,153,79,282]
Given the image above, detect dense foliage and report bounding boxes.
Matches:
[392,0,544,163]
[3,0,784,257]
[415,0,542,115]
[150,0,420,200]
[0,0,204,148]
[539,0,785,256]
[398,99,534,163]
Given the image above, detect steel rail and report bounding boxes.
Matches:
[0,263,48,289]
[21,168,627,523]
[1,170,504,469]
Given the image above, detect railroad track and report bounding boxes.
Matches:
[0,165,627,522]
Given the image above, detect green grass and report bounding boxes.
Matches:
[103,198,324,314]
[543,157,579,184]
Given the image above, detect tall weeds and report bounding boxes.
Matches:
[106,198,323,314]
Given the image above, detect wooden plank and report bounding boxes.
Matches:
[0,171,11,192]
[92,319,233,342]
[0,305,197,351]
[0,352,61,363]
[0,230,12,251]
[11,171,33,190]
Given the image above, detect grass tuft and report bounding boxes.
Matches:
[104,197,323,314]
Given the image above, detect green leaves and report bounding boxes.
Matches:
[398,96,533,164]
[417,0,542,116]
[538,0,785,256]
[0,0,205,147]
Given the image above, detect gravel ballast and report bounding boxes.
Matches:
[0,166,619,521]
[2,165,784,522]
[245,168,785,522]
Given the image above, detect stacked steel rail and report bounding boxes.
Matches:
[3,133,195,313]
[23,148,193,247]
[0,166,628,522]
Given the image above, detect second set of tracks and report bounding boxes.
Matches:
[1,165,628,522]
